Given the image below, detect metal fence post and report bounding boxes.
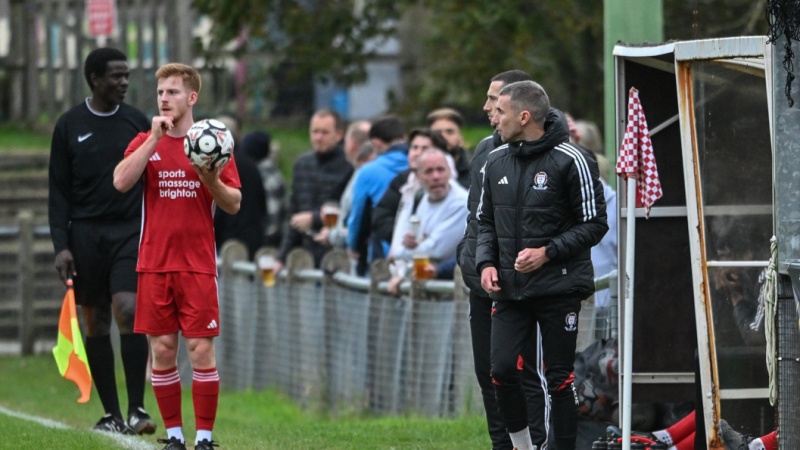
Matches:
[284,248,316,405]
[451,265,479,415]
[18,209,35,355]
[216,239,248,389]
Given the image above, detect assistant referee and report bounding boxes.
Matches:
[48,47,155,435]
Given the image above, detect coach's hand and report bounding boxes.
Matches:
[515,247,549,273]
[54,249,76,284]
[480,266,501,294]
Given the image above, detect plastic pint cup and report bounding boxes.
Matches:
[258,255,276,287]
[413,253,431,280]
[322,201,340,228]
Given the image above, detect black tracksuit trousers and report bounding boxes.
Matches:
[491,295,583,450]
[469,290,549,449]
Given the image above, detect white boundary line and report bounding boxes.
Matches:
[0,405,157,450]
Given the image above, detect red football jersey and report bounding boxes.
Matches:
[124,132,241,274]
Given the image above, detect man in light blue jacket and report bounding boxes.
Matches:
[346,115,408,275]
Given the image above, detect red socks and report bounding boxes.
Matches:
[151,367,182,428]
[192,368,220,432]
[761,429,778,450]
[666,410,696,442]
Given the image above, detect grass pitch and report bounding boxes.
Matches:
[0,355,490,449]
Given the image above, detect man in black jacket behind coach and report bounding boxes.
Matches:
[476,81,607,450]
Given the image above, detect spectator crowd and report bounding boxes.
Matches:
[220,106,614,294]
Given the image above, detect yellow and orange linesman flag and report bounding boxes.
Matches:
[52,279,92,403]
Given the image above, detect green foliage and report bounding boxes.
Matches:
[0,355,490,449]
[461,126,494,150]
[664,0,767,39]
[396,0,604,125]
[270,126,311,181]
[192,0,402,86]
[0,124,52,151]
[191,0,769,134]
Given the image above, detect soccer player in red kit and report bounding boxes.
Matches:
[113,63,241,450]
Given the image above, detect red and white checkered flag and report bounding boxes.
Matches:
[616,87,662,218]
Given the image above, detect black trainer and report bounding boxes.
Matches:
[157,437,188,450]
[718,419,755,450]
[195,439,219,449]
[92,413,134,434]
[127,407,157,435]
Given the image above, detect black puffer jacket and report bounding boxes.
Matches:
[457,131,503,295]
[451,147,471,189]
[371,168,411,244]
[278,143,353,266]
[475,109,607,301]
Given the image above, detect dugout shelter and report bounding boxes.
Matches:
[614,36,800,448]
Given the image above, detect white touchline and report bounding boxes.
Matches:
[0,405,157,450]
[0,405,69,429]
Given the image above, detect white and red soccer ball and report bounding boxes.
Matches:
[184,119,234,170]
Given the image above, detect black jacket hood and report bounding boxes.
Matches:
[508,108,570,158]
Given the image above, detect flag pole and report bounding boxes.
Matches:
[621,177,637,450]
[52,279,93,403]
[615,86,662,450]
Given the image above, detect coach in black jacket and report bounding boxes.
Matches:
[476,81,607,450]
[457,70,549,450]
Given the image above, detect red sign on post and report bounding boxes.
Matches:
[86,0,116,37]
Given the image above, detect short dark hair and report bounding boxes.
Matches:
[368,115,405,144]
[499,81,550,124]
[408,128,449,152]
[491,70,533,86]
[84,47,127,90]
[425,107,463,128]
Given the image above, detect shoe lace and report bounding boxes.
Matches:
[197,439,219,448]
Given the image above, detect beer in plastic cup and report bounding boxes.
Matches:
[413,253,432,280]
[322,201,340,228]
[258,255,276,287]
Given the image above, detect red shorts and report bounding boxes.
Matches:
[134,272,220,338]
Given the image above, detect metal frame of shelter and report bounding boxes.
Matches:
[613,36,796,448]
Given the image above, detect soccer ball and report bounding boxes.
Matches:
[184,119,234,170]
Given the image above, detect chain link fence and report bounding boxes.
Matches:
[209,240,617,418]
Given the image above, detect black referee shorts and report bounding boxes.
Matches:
[68,218,140,307]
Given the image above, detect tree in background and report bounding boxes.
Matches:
[193,0,402,121]
[193,0,766,128]
[395,1,603,125]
